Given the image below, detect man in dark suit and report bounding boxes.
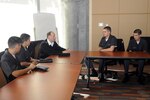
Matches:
[122,29,147,85]
[39,31,66,58]
[16,33,38,67]
[1,36,37,82]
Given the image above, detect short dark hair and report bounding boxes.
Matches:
[103,26,111,33]
[133,29,142,35]
[47,31,54,38]
[20,33,30,42]
[8,36,22,48]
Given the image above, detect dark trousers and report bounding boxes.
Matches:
[85,58,106,77]
[98,59,105,77]
[124,59,145,77]
[84,58,94,68]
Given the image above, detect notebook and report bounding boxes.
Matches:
[34,66,49,71]
[58,53,70,57]
[38,58,53,63]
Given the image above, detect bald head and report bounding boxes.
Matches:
[47,31,56,42]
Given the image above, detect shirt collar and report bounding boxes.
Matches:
[21,45,27,51]
[105,35,110,41]
[47,39,54,46]
[12,54,16,59]
[7,50,16,59]
[136,40,140,44]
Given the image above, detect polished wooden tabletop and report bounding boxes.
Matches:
[86,51,150,59]
[48,51,86,64]
[0,63,82,100]
[0,51,86,100]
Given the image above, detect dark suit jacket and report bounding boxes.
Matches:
[16,46,31,62]
[99,35,117,49]
[39,39,66,58]
[1,50,23,82]
[127,38,147,52]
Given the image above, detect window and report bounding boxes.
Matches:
[0,2,34,51]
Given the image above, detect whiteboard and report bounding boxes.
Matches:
[33,13,57,40]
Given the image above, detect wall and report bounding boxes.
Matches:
[64,0,89,50]
[89,0,150,51]
[33,13,57,40]
[39,0,89,51]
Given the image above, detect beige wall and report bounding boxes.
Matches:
[89,0,150,51]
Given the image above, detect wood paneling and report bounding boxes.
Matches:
[119,14,148,48]
[148,14,150,35]
[90,0,150,50]
[92,0,119,14]
[120,0,148,13]
[148,0,150,13]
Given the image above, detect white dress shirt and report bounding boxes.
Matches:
[47,39,54,47]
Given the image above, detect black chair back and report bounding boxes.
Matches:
[28,40,43,58]
[116,39,125,65]
[0,51,5,60]
[116,39,125,51]
[0,64,7,88]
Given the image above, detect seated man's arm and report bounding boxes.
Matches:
[17,51,31,67]
[54,42,66,51]
[1,61,36,78]
[12,63,36,77]
[99,36,117,52]
[20,62,31,67]
[30,58,39,62]
[100,45,116,52]
[20,58,39,67]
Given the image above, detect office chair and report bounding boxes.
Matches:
[0,67,7,88]
[0,50,5,57]
[0,51,10,84]
[28,40,43,59]
[103,39,125,79]
[34,41,43,59]
[0,56,7,88]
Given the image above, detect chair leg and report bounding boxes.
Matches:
[81,74,85,80]
[128,66,138,77]
[112,72,119,79]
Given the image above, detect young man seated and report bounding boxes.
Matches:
[122,29,147,85]
[85,26,117,82]
[16,33,38,67]
[1,36,37,82]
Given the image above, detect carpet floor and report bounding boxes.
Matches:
[73,65,150,100]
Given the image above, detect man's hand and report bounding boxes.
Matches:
[28,62,37,70]
[32,60,39,65]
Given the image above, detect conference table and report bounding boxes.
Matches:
[48,51,86,64]
[0,51,86,100]
[86,51,150,88]
[2,50,150,99]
